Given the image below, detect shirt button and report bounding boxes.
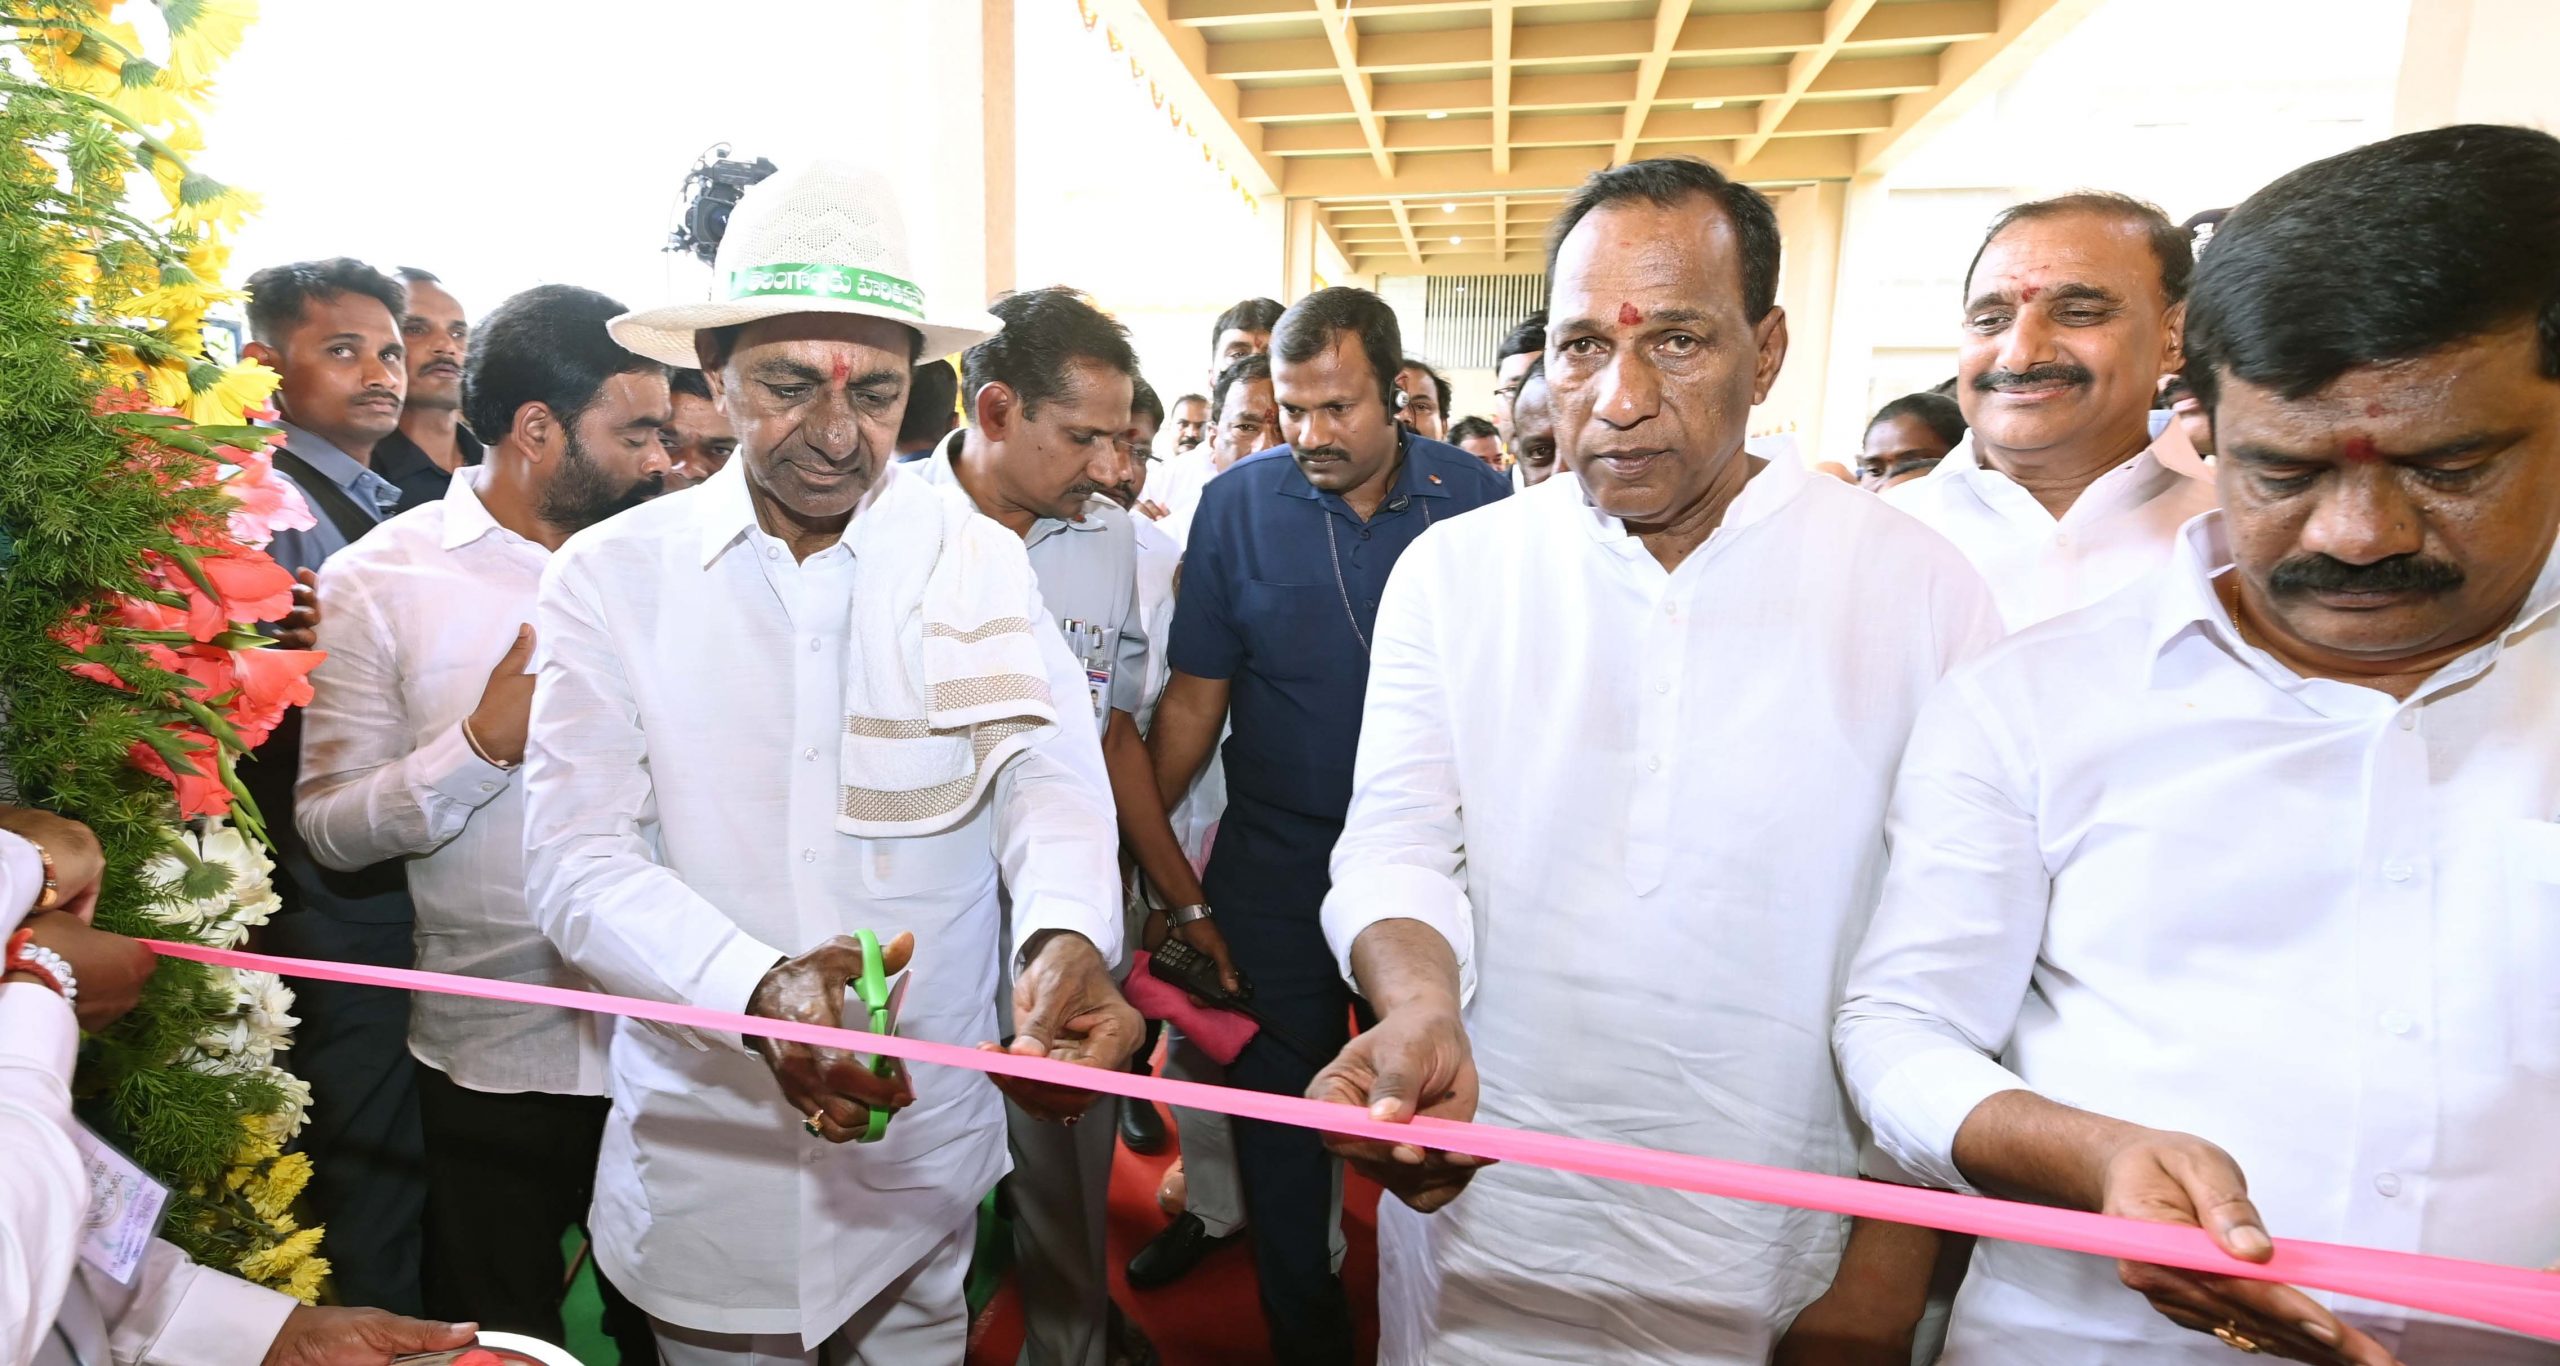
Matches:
[2374,1173,2402,1198]
[1655,680,1671,695]
[2397,712,2417,731]
[801,848,817,863]
[809,638,821,653]
[2381,860,2413,882]
[803,747,819,761]
[1646,756,1662,773]
[2379,1011,2412,1036]
[2054,533,2073,548]
[479,781,498,793]
[1663,602,1678,618]
[766,546,780,560]
[1359,528,1372,540]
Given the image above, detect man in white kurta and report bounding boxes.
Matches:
[1886,191,2215,631]
[1310,159,2002,1364]
[1837,123,2560,1366]
[522,161,1133,1362]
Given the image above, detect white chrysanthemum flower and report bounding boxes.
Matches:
[198,820,282,930]
[241,974,298,1053]
[256,1069,312,1143]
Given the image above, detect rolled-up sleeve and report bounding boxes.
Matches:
[1319,534,1475,1002]
[522,548,783,1046]
[1835,670,2054,1193]
[995,584,1126,972]
[295,561,509,870]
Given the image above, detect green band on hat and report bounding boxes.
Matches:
[724,263,925,319]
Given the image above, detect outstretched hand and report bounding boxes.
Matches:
[1304,1003,1489,1213]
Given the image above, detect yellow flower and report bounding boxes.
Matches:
[106,58,212,130]
[162,0,260,85]
[171,171,259,234]
[282,1252,329,1304]
[21,12,132,97]
[231,1123,282,1168]
[244,1151,312,1222]
[125,258,240,328]
[186,358,280,426]
[236,1225,324,1283]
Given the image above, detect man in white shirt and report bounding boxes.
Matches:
[1305,159,2001,1364]
[1139,297,1280,539]
[295,283,672,1353]
[1,807,476,1366]
[522,161,1138,1365]
[1836,123,2560,1365]
[1151,354,1279,549]
[912,285,1184,1366]
[1886,192,2216,630]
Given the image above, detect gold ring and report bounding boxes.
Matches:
[803,1113,825,1137]
[2212,1325,2263,1354]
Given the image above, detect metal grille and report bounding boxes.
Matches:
[1420,274,1548,369]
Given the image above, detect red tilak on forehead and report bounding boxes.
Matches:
[2018,284,2043,303]
[829,357,851,383]
[2341,436,2382,464]
[1618,302,1642,326]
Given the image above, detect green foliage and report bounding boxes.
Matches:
[1,27,302,1272]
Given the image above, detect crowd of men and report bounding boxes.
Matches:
[4,118,2557,1366]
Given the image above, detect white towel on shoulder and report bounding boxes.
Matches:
[837,463,1058,837]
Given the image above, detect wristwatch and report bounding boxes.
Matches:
[5,928,77,1003]
[1164,903,1213,928]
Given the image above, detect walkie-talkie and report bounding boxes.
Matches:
[1149,935,1251,1005]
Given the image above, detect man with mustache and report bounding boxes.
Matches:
[522,162,1138,1364]
[1837,123,2560,1364]
[371,267,484,511]
[1167,391,1210,457]
[1139,297,1282,530]
[1149,286,1508,1364]
[239,255,430,1315]
[913,286,1180,1366]
[1155,353,1280,548]
[665,367,741,490]
[1507,359,1561,487]
[1301,160,1998,1365]
[296,283,670,1354]
[1886,192,2215,629]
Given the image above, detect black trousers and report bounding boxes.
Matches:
[415,1064,657,1360]
[267,909,426,1316]
[1218,906,1364,1366]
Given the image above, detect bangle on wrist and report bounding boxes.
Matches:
[5,928,77,1003]
[460,715,517,771]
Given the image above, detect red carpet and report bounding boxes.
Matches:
[966,1096,1382,1365]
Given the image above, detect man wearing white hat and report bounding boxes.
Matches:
[521,159,1142,1364]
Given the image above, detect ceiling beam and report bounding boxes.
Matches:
[1493,195,1508,266]
[1612,0,1691,165]
[1736,0,1878,167]
[1842,0,1998,47]
[1311,0,1395,178]
[1390,198,1422,267]
[1171,0,1626,24]
[1243,56,1936,123]
[1491,0,1516,174]
[1855,0,2097,174]
[1088,0,1281,196]
[1287,136,1859,198]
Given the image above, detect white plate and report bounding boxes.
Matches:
[474,1332,586,1366]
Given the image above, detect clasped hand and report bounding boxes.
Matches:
[1304,1003,1491,1213]
[978,929,1145,1123]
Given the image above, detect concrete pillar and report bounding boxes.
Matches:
[2394,0,2560,134]
[1817,173,1895,477]
[1284,199,1322,301]
[1763,181,1848,466]
[982,0,1017,299]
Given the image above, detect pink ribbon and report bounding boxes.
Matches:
[146,938,2560,1342]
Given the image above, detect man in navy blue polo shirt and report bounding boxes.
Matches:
[1148,287,1507,1365]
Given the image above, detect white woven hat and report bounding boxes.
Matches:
[610,159,1000,368]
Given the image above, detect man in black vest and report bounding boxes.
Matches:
[238,256,429,1316]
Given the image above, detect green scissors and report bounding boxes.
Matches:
[846,929,909,1144]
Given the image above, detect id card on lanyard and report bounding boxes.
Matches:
[70,1122,170,1285]
[1059,617,1112,724]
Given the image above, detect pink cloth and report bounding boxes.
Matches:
[1123,950,1257,1064]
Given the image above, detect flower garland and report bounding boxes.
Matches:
[1,0,336,1297]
